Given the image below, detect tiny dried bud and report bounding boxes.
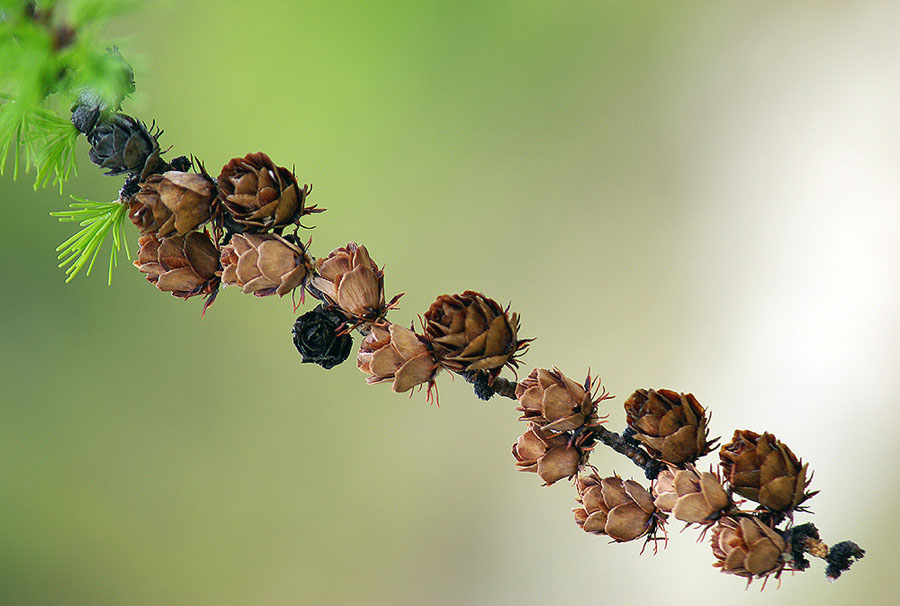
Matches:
[71,101,100,134]
[424,290,529,375]
[624,389,717,465]
[292,305,353,370]
[512,424,585,485]
[824,541,866,580]
[573,472,661,542]
[220,233,312,297]
[711,516,787,582]
[310,242,395,322]
[357,323,438,395]
[719,430,815,512]
[134,232,220,301]
[652,465,730,525]
[515,367,608,433]
[131,170,218,236]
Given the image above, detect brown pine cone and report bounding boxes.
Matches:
[357,323,438,396]
[309,242,398,322]
[719,430,815,512]
[220,233,312,297]
[217,152,319,232]
[134,232,220,300]
[423,291,528,375]
[515,368,606,433]
[130,171,218,236]
[512,424,586,485]
[624,389,717,465]
[573,472,662,542]
[710,516,787,582]
[652,465,730,525]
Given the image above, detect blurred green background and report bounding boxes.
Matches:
[1,1,897,604]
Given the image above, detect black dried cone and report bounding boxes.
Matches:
[292,305,353,369]
[87,113,160,176]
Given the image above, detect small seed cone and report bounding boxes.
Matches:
[512,424,585,485]
[719,430,815,512]
[624,389,716,465]
[130,171,218,236]
[710,515,787,582]
[357,323,438,395]
[292,304,354,370]
[217,152,318,232]
[134,232,220,300]
[573,472,661,542]
[220,233,312,297]
[310,242,394,322]
[515,368,604,433]
[424,291,528,375]
[87,113,160,176]
[653,465,730,525]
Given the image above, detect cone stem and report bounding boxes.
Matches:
[803,537,829,559]
[486,376,518,399]
[589,425,654,470]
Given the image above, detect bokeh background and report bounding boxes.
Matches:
[2,1,898,604]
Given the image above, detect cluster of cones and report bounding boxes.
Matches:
[74,104,863,587]
[351,288,530,399]
[74,107,323,310]
[297,255,855,585]
[510,377,838,585]
[296,255,861,585]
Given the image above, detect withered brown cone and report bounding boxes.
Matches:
[87,113,160,177]
[512,424,586,485]
[515,368,607,433]
[573,472,661,542]
[357,323,438,396]
[711,516,787,582]
[719,430,815,512]
[624,389,717,465]
[653,465,730,525]
[424,291,528,375]
[134,232,220,301]
[220,233,312,297]
[130,170,218,236]
[310,242,398,323]
[217,152,319,232]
